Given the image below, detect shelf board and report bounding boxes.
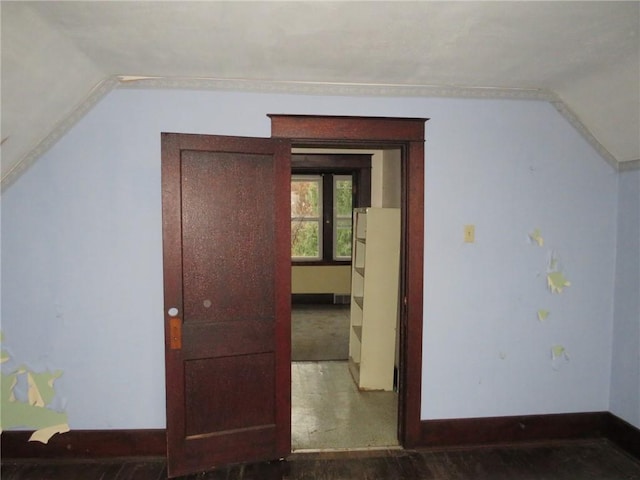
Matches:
[353,296,364,310]
[348,357,361,383]
[352,325,362,341]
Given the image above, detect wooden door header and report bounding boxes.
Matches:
[269,115,428,142]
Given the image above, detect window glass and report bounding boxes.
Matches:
[333,175,353,260]
[291,176,322,259]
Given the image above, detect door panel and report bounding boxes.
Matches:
[181,151,276,322]
[162,133,291,478]
[184,354,274,436]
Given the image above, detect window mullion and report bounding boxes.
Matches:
[322,174,333,262]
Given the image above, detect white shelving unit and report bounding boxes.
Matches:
[348,207,401,391]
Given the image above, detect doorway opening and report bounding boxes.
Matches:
[290,148,402,450]
[161,115,425,476]
[271,114,426,449]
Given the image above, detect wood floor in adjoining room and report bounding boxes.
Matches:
[2,440,640,479]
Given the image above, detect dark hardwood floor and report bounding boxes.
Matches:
[2,440,639,479]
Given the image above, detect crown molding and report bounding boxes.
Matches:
[117,75,555,102]
[618,159,640,172]
[2,75,628,191]
[547,94,619,171]
[1,76,120,192]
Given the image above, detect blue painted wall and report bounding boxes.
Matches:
[611,169,640,427]
[1,88,628,429]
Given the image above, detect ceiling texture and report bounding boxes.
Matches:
[2,1,639,189]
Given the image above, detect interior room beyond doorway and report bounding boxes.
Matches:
[291,147,402,451]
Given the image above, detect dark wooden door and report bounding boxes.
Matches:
[161,133,291,478]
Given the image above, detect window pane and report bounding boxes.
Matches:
[291,220,320,258]
[334,175,353,260]
[291,175,322,260]
[334,177,353,217]
[335,218,352,258]
[291,178,320,218]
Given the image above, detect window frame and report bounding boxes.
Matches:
[290,174,323,261]
[291,153,371,266]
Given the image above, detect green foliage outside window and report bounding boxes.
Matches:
[291,178,320,258]
[291,221,319,257]
[291,175,353,260]
[334,178,353,259]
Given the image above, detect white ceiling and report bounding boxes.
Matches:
[2,1,639,187]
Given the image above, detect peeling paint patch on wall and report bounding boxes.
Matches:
[0,333,69,443]
[547,271,571,294]
[527,231,576,371]
[546,253,571,294]
[537,309,550,322]
[528,228,544,247]
[551,344,570,370]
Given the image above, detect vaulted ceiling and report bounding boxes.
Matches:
[2,1,639,188]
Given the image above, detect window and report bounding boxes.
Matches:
[333,175,353,260]
[291,174,353,262]
[290,153,371,264]
[291,175,322,259]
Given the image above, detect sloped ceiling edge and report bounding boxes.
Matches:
[1,76,634,192]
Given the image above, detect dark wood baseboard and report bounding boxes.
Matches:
[2,412,638,460]
[605,412,640,459]
[419,412,610,447]
[1,429,165,458]
[291,293,336,304]
[418,411,640,459]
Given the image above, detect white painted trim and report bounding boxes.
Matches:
[618,159,640,172]
[549,95,620,170]
[1,76,120,192]
[116,75,554,101]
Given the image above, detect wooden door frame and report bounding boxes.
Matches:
[270,115,426,447]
